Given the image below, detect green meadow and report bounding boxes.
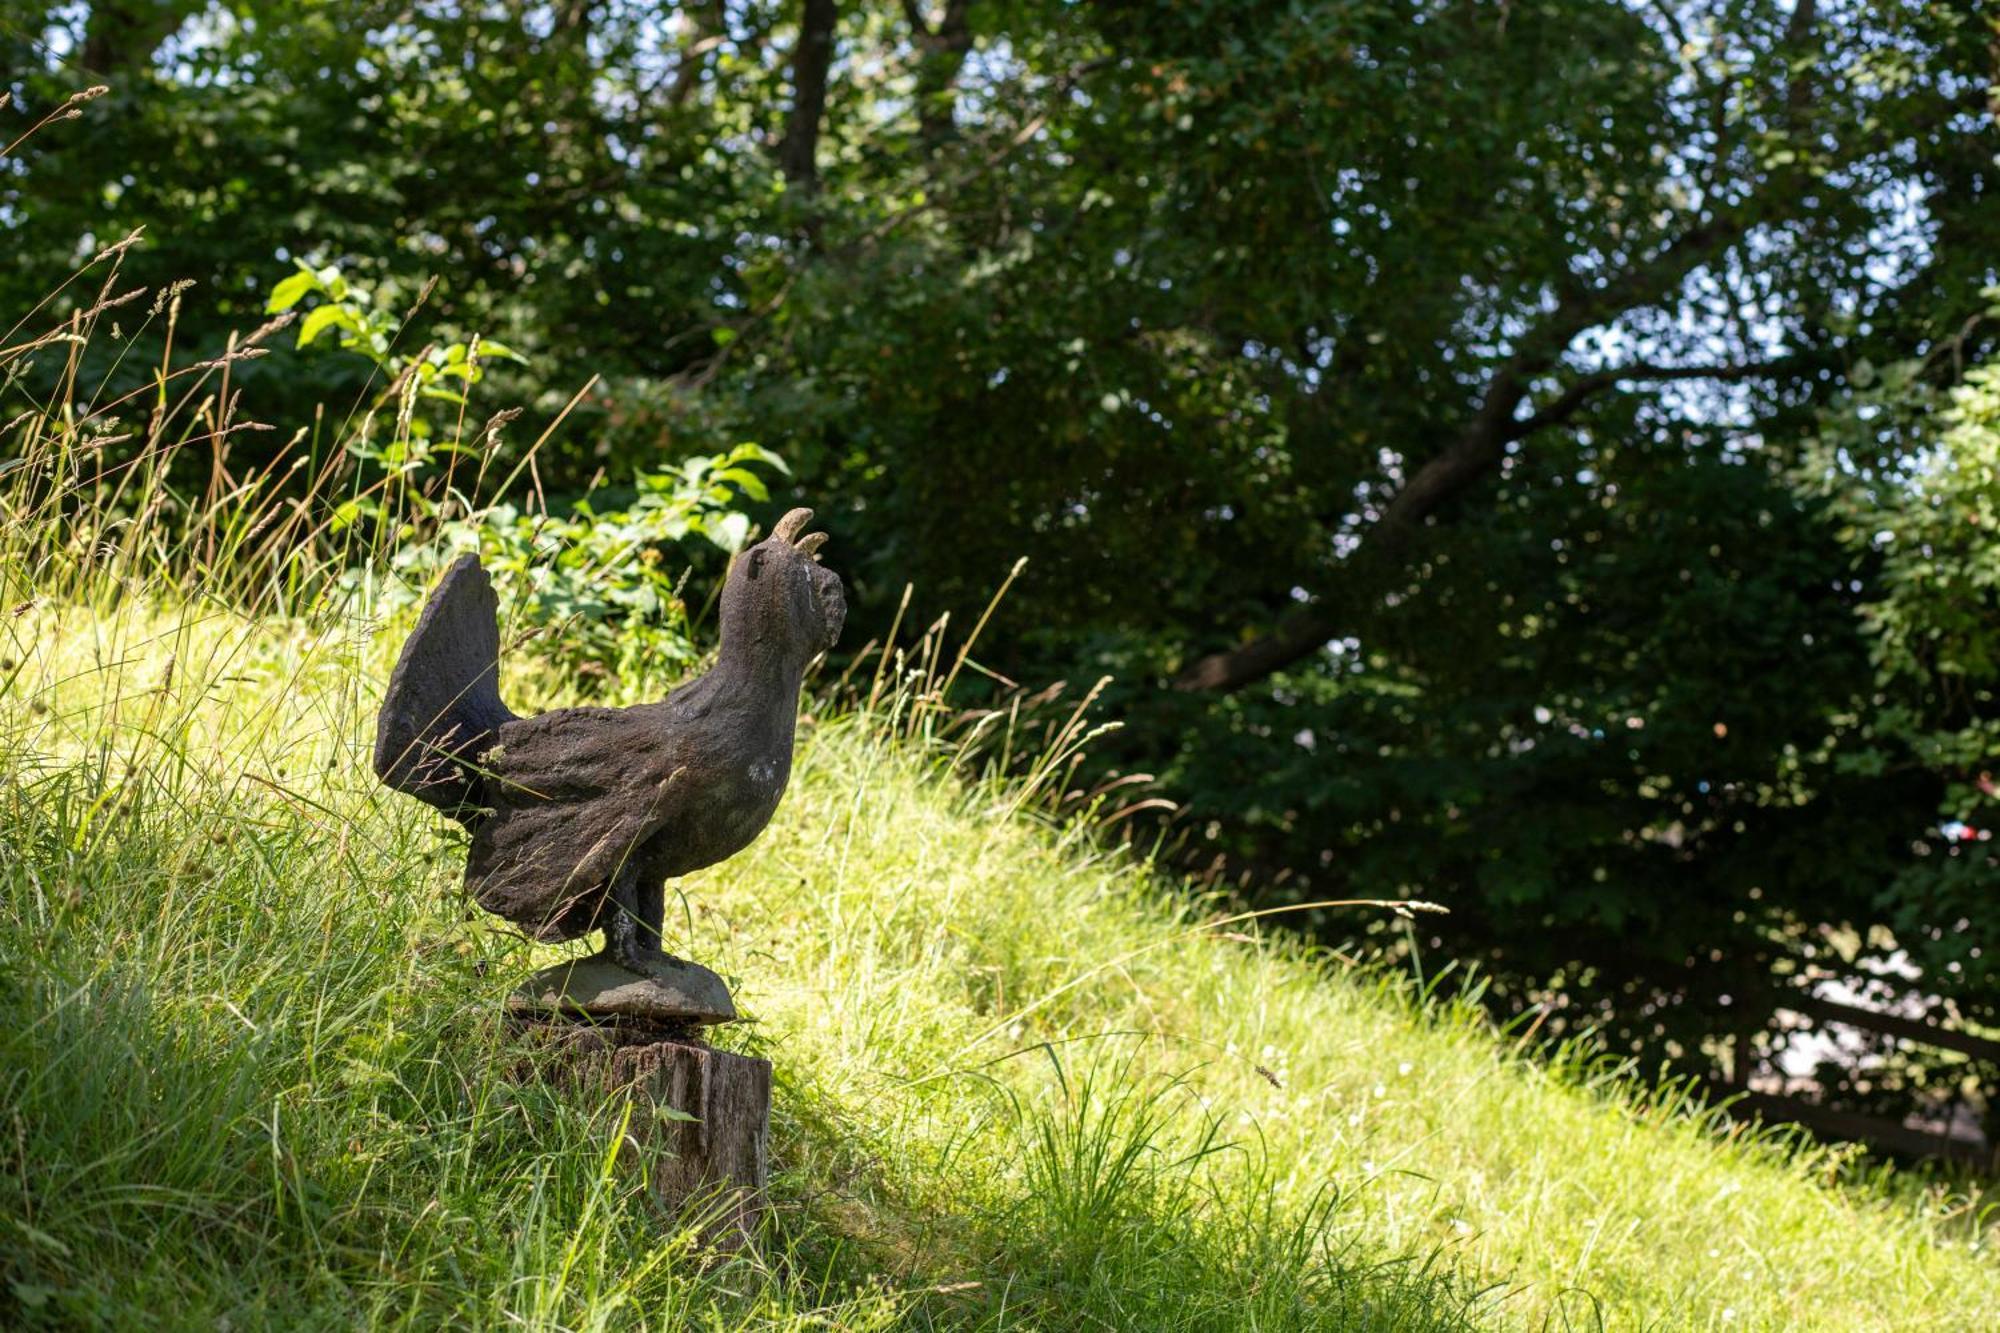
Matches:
[2,582,1995,1329]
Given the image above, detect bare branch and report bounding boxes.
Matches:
[1509,357,1809,439]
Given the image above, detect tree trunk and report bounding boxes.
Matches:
[517,1022,772,1250]
[80,0,195,76]
[906,1,974,152]
[779,0,839,191]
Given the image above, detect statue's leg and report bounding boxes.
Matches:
[587,864,736,1024]
[602,863,650,966]
[515,863,734,1025]
[636,875,670,959]
[604,867,688,967]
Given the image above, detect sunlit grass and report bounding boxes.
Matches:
[2,591,1997,1330]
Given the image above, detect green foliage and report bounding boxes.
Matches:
[267,259,529,534]
[1804,331,2000,1004]
[392,441,790,683]
[265,260,788,682]
[8,0,2000,1126]
[267,259,528,404]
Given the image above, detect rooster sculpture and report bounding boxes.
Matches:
[374,507,845,1027]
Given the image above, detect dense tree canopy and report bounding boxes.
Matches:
[5,0,1998,1134]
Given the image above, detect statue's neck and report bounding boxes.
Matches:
[708,618,805,703]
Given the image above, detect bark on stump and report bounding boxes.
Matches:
[519,1021,772,1249]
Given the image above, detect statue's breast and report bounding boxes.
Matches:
[658,748,792,876]
[730,754,788,837]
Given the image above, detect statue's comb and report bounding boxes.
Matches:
[771,508,814,544]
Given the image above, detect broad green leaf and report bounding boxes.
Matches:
[296,303,355,349]
[713,466,770,501]
[708,511,751,552]
[264,269,316,314]
[726,442,788,473]
[474,339,529,364]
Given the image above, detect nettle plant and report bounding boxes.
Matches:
[270,263,786,683]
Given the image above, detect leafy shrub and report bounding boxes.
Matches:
[389,442,789,683]
[1803,326,2000,1001]
[272,262,787,682]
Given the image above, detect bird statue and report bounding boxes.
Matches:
[373,507,845,1029]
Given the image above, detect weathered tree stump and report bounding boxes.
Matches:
[517,1020,772,1249]
[612,1036,772,1245]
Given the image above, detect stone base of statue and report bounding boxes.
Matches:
[507,951,738,1028]
[512,1016,770,1250]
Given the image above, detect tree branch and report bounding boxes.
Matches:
[656,1,727,109]
[1170,344,1799,692]
[1171,0,1835,700]
[1173,227,1796,697]
[1508,356,1811,440]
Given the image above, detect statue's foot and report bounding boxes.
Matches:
[507,951,737,1028]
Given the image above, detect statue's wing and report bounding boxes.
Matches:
[462,706,682,942]
[373,554,518,818]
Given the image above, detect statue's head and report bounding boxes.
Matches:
[721,507,846,663]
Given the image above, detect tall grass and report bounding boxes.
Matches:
[4,165,2000,1330]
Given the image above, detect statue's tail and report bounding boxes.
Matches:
[373,553,517,820]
